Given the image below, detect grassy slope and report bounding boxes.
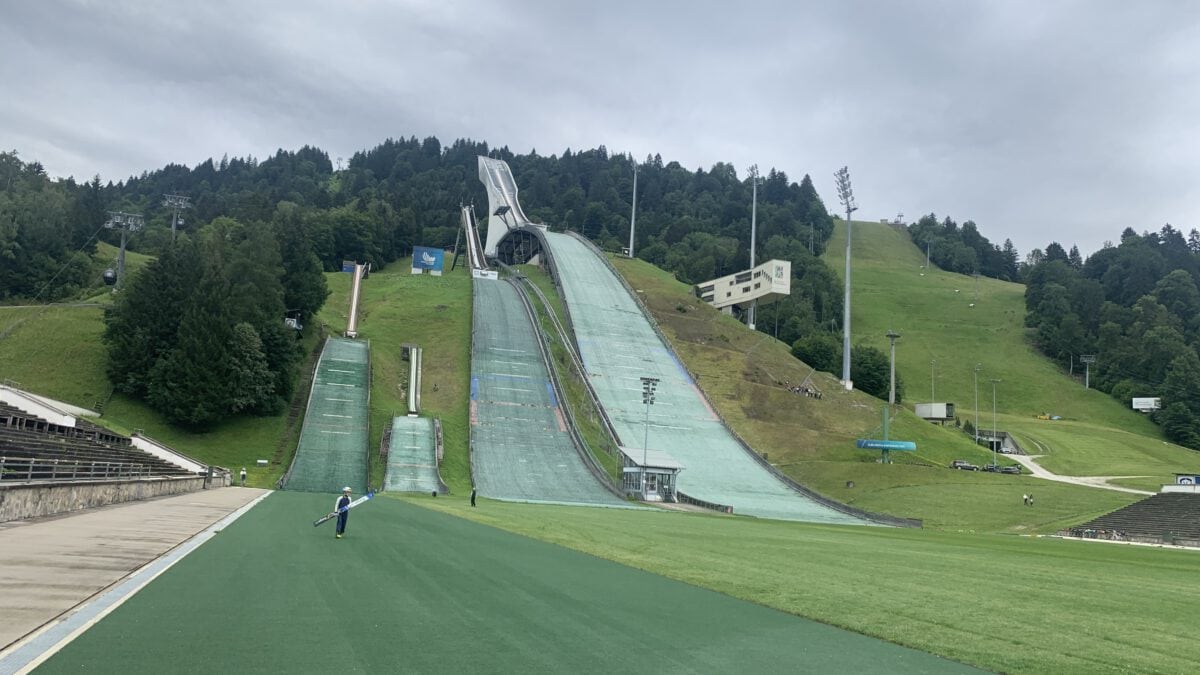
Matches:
[355,260,473,493]
[419,496,1200,675]
[0,254,332,488]
[608,255,1136,531]
[825,221,1200,481]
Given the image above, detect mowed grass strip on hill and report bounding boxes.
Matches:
[824,221,1200,480]
[608,255,1138,531]
[421,496,1200,675]
[355,259,473,492]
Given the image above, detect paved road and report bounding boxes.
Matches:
[1008,454,1155,495]
[0,487,268,651]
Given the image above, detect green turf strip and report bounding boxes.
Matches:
[36,493,974,674]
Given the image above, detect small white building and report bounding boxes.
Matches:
[618,446,684,502]
[694,259,791,315]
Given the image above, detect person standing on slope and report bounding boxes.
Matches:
[334,487,352,539]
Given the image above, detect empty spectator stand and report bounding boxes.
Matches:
[0,402,192,481]
[1066,493,1200,547]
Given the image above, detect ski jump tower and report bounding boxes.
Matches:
[477,156,544,257]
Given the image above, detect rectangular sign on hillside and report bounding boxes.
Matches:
[856,439,917,451]
[1132,397,1161,412]
[411,246,445,276]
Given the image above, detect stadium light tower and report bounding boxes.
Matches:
[834,166,858,390]
[640,376,659,499]
[628,155,638,258]
[162,193,191,242]
[748,164,759,330]
[886,330,901,405]
[991,378,1002,465]
[104,211,144,290]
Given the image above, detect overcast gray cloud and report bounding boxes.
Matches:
[2,0,1197,257]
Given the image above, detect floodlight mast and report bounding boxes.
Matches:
[886,330,901,405]
[835,166,858,390]
[748,164,759,330]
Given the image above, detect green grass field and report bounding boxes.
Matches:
[416,495,1200,674]
[0,254,332,488]
[354,260,473,492]
[607,255,1141,530]
[822,221,1200,479]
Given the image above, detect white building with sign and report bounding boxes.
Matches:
[693,259,791,318]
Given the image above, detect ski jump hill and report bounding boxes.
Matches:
[476,156,874,525]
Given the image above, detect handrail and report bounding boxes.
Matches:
[0,455,166,481]
[432,417,450,494]
[678,491,734,515]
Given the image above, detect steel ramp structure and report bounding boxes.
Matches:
[540,232,867,524]
[282,338,370,494]
[470,279,627,506]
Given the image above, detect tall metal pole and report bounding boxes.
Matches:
[628,157,638,258]
[931,359,936,403]
[835,167,857,390]
[988,374,998,466]
[973,364,981,445]
[163,194,191,243]
[748,165,759,330]
[886,330,900,405]
[104,212,144,291]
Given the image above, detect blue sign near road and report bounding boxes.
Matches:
[412,246,445,272]
[856,439,917,451]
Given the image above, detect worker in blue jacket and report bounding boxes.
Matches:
[334,487,352,539]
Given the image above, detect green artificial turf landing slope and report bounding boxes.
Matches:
[37,493,974,674]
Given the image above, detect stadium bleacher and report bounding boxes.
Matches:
[1069,493,1200,545]
[0,402,190,481]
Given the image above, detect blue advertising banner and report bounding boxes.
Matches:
[341,260,357,273]
[856,439,917,451]
[412,246,445,273]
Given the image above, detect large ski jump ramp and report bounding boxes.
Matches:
[470,279,627,506]
[542,232,865,524]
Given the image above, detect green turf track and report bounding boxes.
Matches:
[36,493,975,674]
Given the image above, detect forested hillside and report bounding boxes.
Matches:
[1024,225,1200,449]
[3,138,846,343]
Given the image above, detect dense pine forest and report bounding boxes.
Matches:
[6,137,1197,444]
[1024,226,1200,449]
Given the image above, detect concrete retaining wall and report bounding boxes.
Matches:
[0,476,208,523]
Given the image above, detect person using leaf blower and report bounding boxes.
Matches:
[334,486,352,539]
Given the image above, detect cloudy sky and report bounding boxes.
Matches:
[2,0,1197,257]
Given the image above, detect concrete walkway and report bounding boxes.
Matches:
[1008,455,1155,495]
[0,487,269,651]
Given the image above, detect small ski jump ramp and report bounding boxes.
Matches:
[283,338,370,493]
[383,416,442,493]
